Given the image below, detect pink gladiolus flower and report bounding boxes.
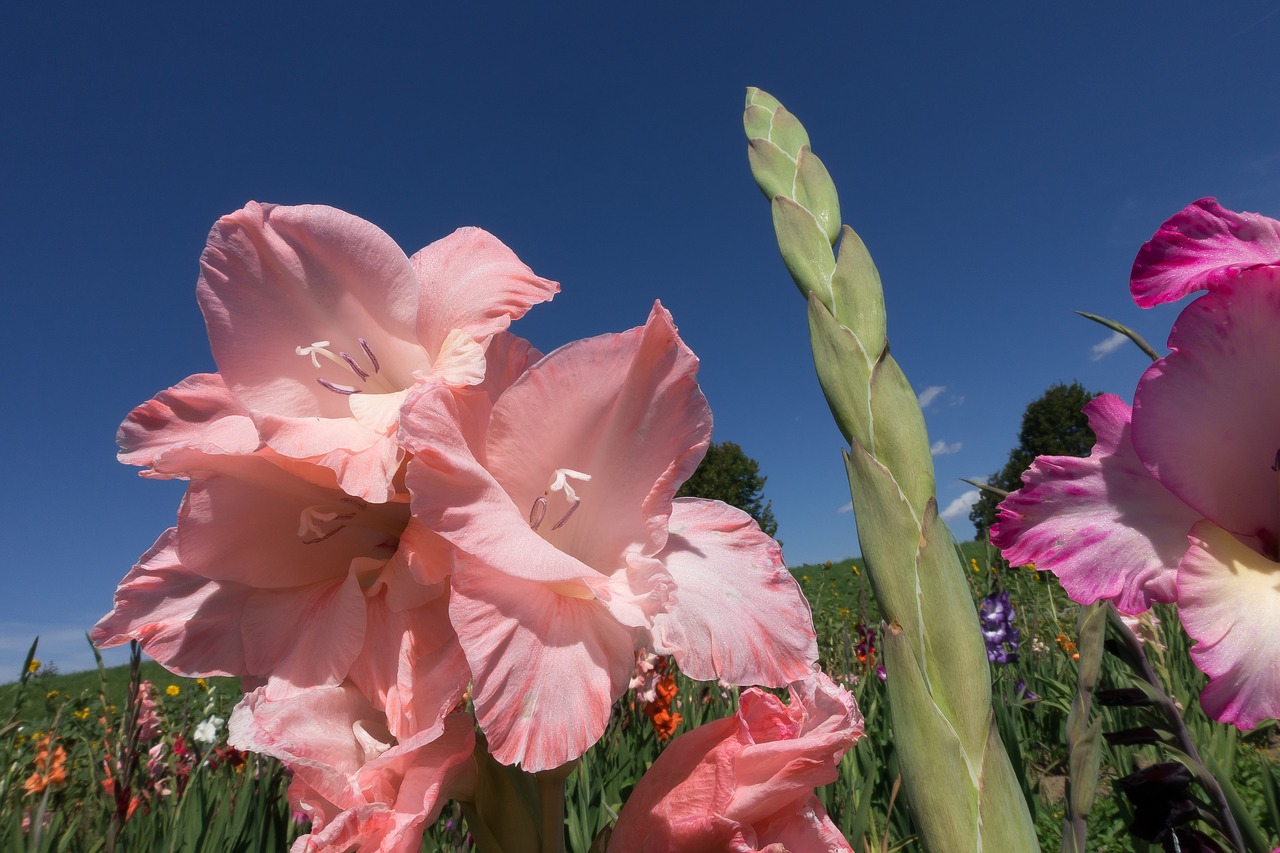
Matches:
[188,202,557,502]
[399,302,818,771]
[993,198,1280,729]
[609,671,863,852]
[229,684,475,853]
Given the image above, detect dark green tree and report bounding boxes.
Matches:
[971,381,1101,539]
[676,440,779,539]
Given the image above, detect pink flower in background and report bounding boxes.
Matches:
[400,302,817,771]
[993,198,1280,729]
[187,202,557,502]
[609,672,863,852]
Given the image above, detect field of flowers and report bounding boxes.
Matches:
[3,544,1276,852]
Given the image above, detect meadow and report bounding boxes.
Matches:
[3,540,1276,852]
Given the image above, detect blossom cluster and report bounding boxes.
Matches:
[93,203,841,849]
[977,590,1019,665]
[993,198,1280,730]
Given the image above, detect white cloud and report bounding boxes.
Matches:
[930,439,962,456]
[837,501,854,514]
[916,385,946,409]
[940,489,980,522]
[1091,331,1128,361]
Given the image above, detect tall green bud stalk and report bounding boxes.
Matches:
[744,88,1040,851]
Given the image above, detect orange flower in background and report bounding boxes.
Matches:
[23,736,67,795]
[642,659,683,741]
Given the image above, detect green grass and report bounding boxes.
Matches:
[1,541,1276,852]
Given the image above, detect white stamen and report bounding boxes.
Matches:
[548,468,592,503]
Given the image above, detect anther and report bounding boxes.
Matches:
[551,500,580,531]
[359,338,381,374]
[318,378,361,395]
[528,497,548,530]
[340,352,370,381]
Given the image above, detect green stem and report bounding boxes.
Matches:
[1105,606,1247,852]
[537,769,568,853]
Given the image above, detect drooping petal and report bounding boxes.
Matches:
[411,226,558,359]
[117,373,259,473]
[449,560,636,771]
[651,499,816,686]
[1131,198,1280,308]
[482,301,711,567]
[1179,521,1280,730]
[91,529,251,677]
[1132,275,1280,544]
[991,395,1192,613]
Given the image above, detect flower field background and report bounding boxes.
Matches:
[4,541,1276,852]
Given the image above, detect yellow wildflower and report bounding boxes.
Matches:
[166,685,180,697]
[196,678,207,690]
[27,659,40,674]
[850,563,860,576]
[75,707,90,721]
[45,689,59,700]
[970,558,979,574]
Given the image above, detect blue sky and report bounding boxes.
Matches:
[4,2,1280,672]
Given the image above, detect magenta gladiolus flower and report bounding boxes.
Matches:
[993,198,1280,729]
[608,672,863,852]
[399,303,818,771]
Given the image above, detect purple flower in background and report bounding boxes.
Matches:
[979,590,1020,665]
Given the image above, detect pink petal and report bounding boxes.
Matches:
[177,453,408,588]
[198,202,425,418]
[250,411,402,504]
[755,795,854,852]
[449,561,636,771]
[117,373,259,473]
[197,202,429,501]
[482,301,711,568]
[606,716,743,851]
[1179,521,1280,730]
[651,499,816,687]
[610,672,861,850]
[1131,198,1280,308]
[1132,275,1280,544]
[410,227,558,358]
[726,674,863,824]
[400,385,598,585]
[991,394,1192,613]
[231,684,475,850]
[240,573,367,691]
[347,590,470,741]
[91,529,250,677]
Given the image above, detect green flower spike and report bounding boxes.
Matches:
[744,88,1039,852]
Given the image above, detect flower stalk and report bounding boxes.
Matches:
[744,87,1039,850]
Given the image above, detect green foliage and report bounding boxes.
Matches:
[970,381,1101,538]
[3,552,1277,852]
[675,440,778,538]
